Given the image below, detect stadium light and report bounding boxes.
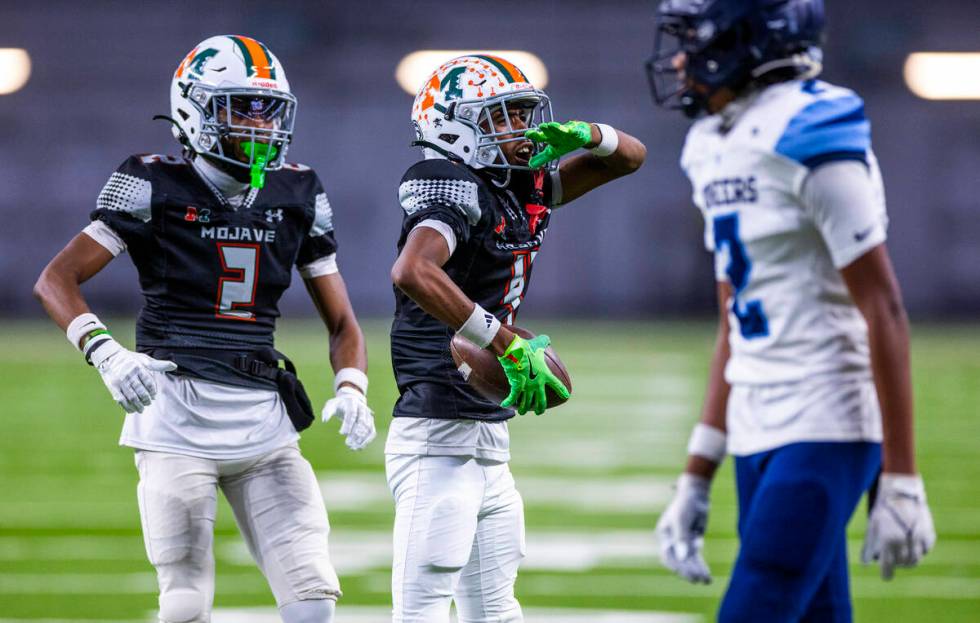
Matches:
[395,50,548,96]
[0,48,31,95]
[904,52,980,100]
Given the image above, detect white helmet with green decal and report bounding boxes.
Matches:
[411,54,554,171]
[169,35,296,187]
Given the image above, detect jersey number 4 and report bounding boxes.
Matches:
[501,250,536,325]
[215,243,260,321]
[713,213,769,339]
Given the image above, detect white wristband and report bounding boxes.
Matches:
[66,313,107,352]
[590,123,619,157]
[334,367,368,395]
[686,423,727,464]
[457,304,501,349]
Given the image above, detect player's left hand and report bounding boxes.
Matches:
[322,387,376,451]
[526,121,593,169]
[861,473,936,580]
[498,334,570,415]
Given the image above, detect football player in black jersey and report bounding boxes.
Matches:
[386,55,646,622]
[33,36,368,623]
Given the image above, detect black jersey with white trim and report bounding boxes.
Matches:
[91,154,337,389]
[391,158,556,422]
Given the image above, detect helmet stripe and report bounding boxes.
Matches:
[229,35,273,79]
[474,55,528,84]
[255,40,278,80]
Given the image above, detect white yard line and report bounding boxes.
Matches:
[204,606,701,623]
[0,572,157,594]
[0,535,143,561]
[317,473,676,513]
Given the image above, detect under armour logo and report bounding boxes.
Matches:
[265,208,284,224]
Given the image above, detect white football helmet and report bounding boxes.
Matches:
[169,35,296,173]
[412,54,554,171]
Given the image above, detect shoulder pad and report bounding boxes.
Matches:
[97,155,153,223]
[263,163,321,205]
[775,81,871,169]
[137,153,185,166]
[398,159,482,226]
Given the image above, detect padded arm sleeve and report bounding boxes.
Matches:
[398,159,480,244]
[296,177,339,267]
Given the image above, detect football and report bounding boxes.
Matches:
[450,325,572,409]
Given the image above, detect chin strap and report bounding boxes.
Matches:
[152,114,192,149]
[411,140,465,164]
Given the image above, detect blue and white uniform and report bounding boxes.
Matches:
[682,79,887,456]
[681,79,887,622]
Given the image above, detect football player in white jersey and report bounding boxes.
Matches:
[33,36,374,623]
[647,1,936,620]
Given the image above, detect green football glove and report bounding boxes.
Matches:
[526,120,593,169]
[497,334,571,415]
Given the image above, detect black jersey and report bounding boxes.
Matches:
[91,154,337,390]
[390,158,560,422]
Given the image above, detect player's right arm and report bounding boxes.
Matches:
[34,158,177,414]
[34,233,115,332]
[655,281,731,584]
[390,228,516,358]
[687,281,732,479]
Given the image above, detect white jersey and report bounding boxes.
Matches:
[681,79,888,454]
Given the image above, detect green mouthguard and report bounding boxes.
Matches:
[242,142,279,189]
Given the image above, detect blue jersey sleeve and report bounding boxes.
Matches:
[775,87,871,169]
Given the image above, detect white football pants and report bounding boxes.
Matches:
[386,454,526,623]
[135,444,340,623]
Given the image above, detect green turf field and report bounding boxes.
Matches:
[1,320,978,622]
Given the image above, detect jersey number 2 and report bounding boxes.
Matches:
[712,213,769,339]
[216,243,260,321]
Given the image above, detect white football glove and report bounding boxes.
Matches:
[322,386,376,451]
[89,338,177,414]
[861,473,936,580]
[655,473,712,584]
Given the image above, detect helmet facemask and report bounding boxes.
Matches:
[185,83,297,187]
[647,15,701,117]
[647,14,754,118]
[445,90,556,171]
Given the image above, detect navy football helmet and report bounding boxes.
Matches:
[647,0,825,117]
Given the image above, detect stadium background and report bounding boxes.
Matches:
[1,1,978,621]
